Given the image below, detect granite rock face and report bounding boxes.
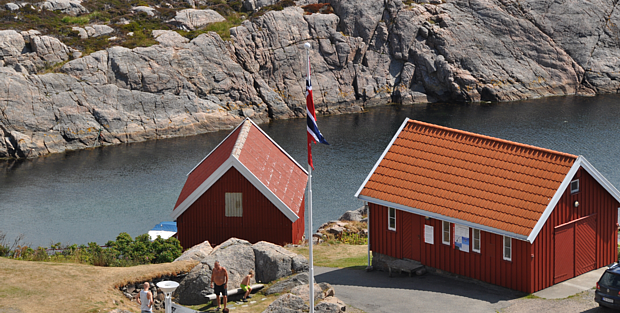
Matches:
[1,0,619,159]
[167,9,226,31]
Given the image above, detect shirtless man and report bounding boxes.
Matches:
[210,261,229,311]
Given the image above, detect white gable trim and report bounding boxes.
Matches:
[171,157,301,223]
[358,195,529,241]
[186,119,247,176]
[579,156,620,203]
[231,157,300,222]
[354,118,410,198]
[526,155,620,243]
[172,157,235,221]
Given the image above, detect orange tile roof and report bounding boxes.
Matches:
[358,120,577,237]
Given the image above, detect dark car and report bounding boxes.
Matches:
[595,263,620,309]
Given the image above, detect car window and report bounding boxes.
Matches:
[600,272,620,288]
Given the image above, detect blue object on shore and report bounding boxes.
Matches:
[148,221,177,240]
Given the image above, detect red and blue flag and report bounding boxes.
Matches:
[306,56,329,169]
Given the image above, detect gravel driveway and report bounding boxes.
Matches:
[314,266,613,313]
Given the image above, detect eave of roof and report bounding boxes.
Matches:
[354,118,620,243]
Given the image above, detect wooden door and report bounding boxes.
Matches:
[554,223,575,284]
[575,215,597,276]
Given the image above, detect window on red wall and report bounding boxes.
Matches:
[503,236,512,261]
[472,228,481,253]
[570,179,580,194]
[388,207,396,231]
[442,221,450,245]
[225,192,243,217]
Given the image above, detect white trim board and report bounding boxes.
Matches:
[171,156,300,222]
[358,195,529,242]
[354,118,410,198]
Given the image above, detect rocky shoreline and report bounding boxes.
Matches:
[1,0,619,159]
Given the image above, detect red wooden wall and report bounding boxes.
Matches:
[369,167,619,293]
[529,168,619,292]
[370,203,531,292]
[177,167,305,249]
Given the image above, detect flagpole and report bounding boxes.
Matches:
[305,42,315,313]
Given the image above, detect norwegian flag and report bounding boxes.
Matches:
[306,54,329,169]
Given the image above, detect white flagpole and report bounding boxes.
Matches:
[305,42,315,313]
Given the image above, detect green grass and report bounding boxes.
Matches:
[287,243,370,269]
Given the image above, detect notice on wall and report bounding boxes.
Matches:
[454,224,470,252]
[424,224,434,244]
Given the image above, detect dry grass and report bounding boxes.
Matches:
[286,244,369,269]
[0,257,197,313]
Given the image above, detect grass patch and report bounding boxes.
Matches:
[0,257,196,312]
[286,243,369,269]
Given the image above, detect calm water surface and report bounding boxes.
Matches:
[1,95,620,247]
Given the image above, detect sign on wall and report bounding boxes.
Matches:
[455,224,470,252]
[424,224,434,244]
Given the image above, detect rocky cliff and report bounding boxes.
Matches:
[1,0,618,158]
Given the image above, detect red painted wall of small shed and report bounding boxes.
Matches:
[529,168,619,292]
[370,203,532,292]
[177,167,305,249]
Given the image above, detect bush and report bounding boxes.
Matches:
[0,232,183,267]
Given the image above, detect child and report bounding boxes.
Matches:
[240,270,254,302]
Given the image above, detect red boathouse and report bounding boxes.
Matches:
[171,118,307,248]
[355,119,620,293]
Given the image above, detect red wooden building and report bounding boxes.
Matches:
[171,118,308,248]
[355,119,620,293]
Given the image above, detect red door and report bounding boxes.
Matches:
[401,212,421,261]
[554,223,575,284]
[575,215,597,276]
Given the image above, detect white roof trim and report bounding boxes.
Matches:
[579,156,620,203]
[186,119,247,176]
[358,195,529,241]
[526,158,581,243]
[354,118,410,198]
[231,157,300,222]
[172,157,235,220]
[171,157,301,223]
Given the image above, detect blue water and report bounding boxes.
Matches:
[1,95,620,248]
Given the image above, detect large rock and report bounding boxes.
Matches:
[264,272,309,295]
[339,205,367,222]
[174,238,255,305]
[174,240,213,262]
[262,293,309,313]
[315,296,346,313]
[252,241,308,283]
[290,282,334,303]
[168,9,226,31]
[2,0,620,159]
[39,0,88,15]
[152,30,190,48]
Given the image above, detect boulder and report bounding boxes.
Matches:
[315,296,346,313]
[339,205,367,222]
[152,30,190,48]
[243,0,279,12]
[252,241,308,283]
[174,240,213,262]
[290,282,333,302]
[5,3,19,11]
[84,25,114,38]
[39,0,88,15]
[132,6,156,16]
[72,27,88,39]
[262,293,309,313]
[174,238,255,305]
[264,272,309,295]
[168,9,226,31]
[0,30,26,58]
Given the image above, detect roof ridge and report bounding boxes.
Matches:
[409,120,578,160]
[232,120,252,159]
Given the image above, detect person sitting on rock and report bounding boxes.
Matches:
[240,270,254,302]
[210,260,229,311]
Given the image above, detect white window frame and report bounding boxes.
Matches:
[388,207,396,231]
[442,221,451,245]
[472,228,481,253]
[570,179,580,194]
[225,192,243,217]
[503,236,512,261]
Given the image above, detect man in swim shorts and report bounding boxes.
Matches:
[210,261,229,311]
